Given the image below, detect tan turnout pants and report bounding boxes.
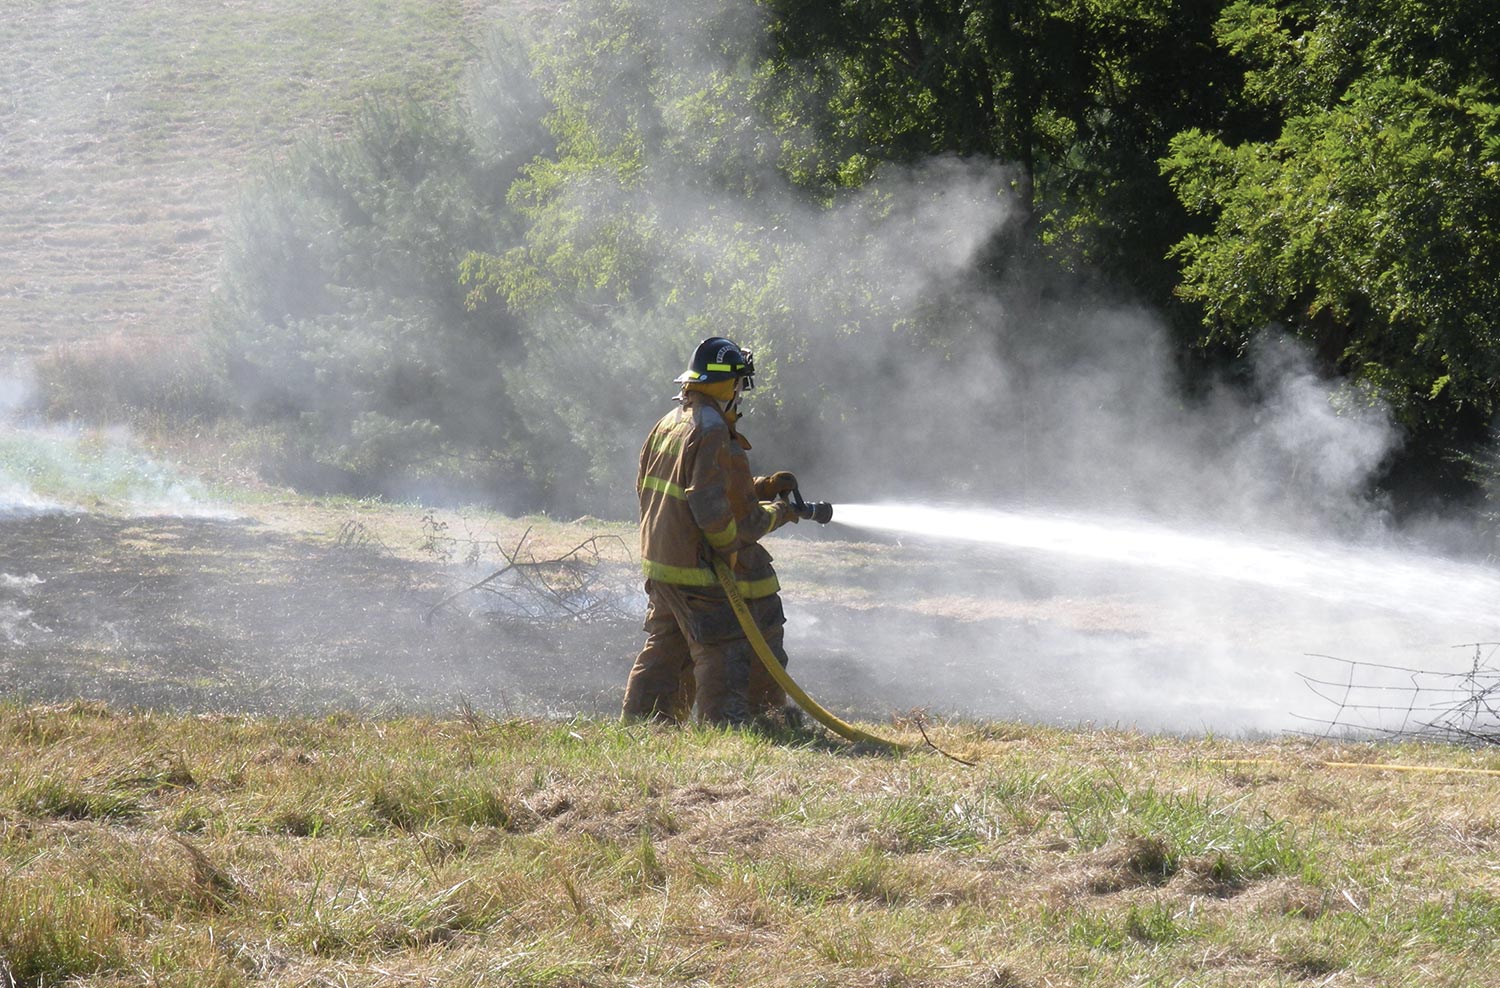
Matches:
[622,580,789,725]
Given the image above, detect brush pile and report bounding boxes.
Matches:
[419,516,637,625]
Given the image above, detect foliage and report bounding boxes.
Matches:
[458,1,1043,511]
[216,32,553,504]
[205,0,1500,516]
[30,334,229,424]
[758,0,1251,295]
[454,0,1314,515]
[460,0,794,510]
[1164,0,1500,496]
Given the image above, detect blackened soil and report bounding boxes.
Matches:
[0,512,635,717]
[0,511,1109,724]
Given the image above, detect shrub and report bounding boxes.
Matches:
[215,31,554,506]
[31,333,230,424]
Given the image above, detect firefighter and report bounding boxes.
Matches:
[622,336,802,725]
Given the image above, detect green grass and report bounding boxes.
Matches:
[3,703,1498,986]
[0,427,216,510]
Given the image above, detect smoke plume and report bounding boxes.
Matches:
[488,0,1489,733]
[6,0,1495,736]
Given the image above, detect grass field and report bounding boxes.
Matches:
[2,704,1498,987]
[4,4,1500,985]
[0,0,511,354]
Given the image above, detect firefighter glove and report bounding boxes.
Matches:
[756,471,799,500]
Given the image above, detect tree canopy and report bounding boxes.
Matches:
[213,0,1500,527]
[1164,0,1500,499]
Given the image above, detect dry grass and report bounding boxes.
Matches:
[0,0,516,355]
[27,333,228,422]
[2,704,1498,987]
[4,7,1496,984]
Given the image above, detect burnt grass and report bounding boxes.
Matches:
[0,510,1085,725]
[0,511,633,717]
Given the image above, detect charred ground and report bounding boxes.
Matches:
[0,505,1148,726]
[0,509,628,716]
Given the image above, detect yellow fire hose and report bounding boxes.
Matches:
[1210,758,1500,778]
[711,557,908,751]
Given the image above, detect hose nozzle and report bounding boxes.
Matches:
[784,489,833,525]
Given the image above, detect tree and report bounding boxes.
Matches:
[217,34,555,503]
[760,0,1248,298]
[1163,0,1500,500]
[458,1,1043,511]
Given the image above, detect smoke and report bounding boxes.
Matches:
[0,365,31,416]
[520,93,1395,537]
[480,0,1483,733]
[5,0,1491,735]
[0,365,228,520]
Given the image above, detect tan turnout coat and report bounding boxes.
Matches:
[637,391,790,598]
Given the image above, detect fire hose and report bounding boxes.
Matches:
[711,489,908,751]
[711,555,906,750]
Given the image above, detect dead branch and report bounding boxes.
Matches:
[333,519,388,553]
[914,716,979,767]
[423,526,635,625]
[422,526,531,623]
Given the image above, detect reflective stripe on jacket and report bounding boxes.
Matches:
[638,391,788,598]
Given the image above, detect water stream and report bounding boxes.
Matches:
[783,502,1500,733]
[833,502,1500,626]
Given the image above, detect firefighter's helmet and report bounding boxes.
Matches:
[675,337,755,390]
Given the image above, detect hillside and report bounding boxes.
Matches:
[0,0,510,355]
[3,705,1499,986]
[2,8,1499,984]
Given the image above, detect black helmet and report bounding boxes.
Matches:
[674,337,755,389]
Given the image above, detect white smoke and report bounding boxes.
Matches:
[3,0,1490,736]
[0,367,231,519]
[0,573,47,646]
[476,0,1490,733]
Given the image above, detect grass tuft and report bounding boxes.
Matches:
[1,708,1495,985]
[365,771,534,833]
[0,889,126,986]
[17,778,142,822]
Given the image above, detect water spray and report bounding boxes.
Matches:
[800,499,1500,735]
[722,488,944,752]
[829,502,1500,626]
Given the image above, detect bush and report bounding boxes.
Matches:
[31,334,229,424]
[215,31,554,506]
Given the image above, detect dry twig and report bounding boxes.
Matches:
[422,527,633,625]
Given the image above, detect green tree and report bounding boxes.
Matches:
[455,0,1281,513]
[1163,0,1500,499]
[459,1,1043,511]
[458,0,815,512]
[218,34,554,502]
[759,0,1248,297]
